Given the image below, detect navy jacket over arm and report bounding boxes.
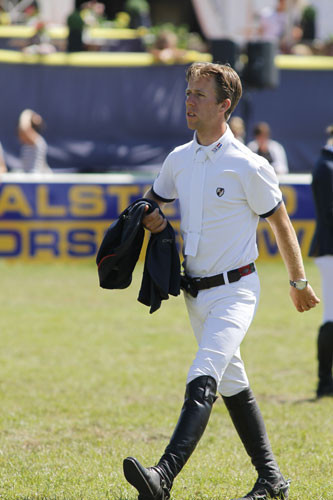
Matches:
[96,198,180,313]
[96,199,148,289]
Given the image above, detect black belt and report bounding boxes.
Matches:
[181,263,256,298]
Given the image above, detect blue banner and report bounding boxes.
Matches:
[0,52,332,174]
[0,174,315,261]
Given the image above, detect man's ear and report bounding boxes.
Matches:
[219,98,232,114]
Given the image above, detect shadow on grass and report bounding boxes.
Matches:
[257,392,328,404]
[15,496,133,500]
[292,393,333,404]
[292,396,318,404]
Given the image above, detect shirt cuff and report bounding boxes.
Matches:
[151,186,175,203]
[259,199,283,218]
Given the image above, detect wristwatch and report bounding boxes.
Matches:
[289,279,308,290]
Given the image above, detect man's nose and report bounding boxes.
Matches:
[186,95,195,105]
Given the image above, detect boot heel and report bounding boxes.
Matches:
[279,478,291,499]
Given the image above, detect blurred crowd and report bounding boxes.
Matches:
[0,109,289,176]
[252,0,333,56]
[0,0,331,174]
[0,0,208,60]
[0,0,332,58]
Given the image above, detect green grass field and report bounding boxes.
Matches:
[0,258,332,500]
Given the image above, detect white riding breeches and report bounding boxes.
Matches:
[315,256,333,323]
[184,271,260,397]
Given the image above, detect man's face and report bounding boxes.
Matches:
[185,76,224,132]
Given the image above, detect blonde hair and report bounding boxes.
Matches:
[186,62,242,120]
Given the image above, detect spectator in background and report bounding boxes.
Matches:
[125,0,151,28]
[80,1,106,26]
[0,6,10,25]
[149,30,186,64]
[67,8,85,52]
[22,21,56,55]
[309,124,333,398]
[290,3,317,55]
[247,122,289,175]
[257,0,288,43]
[229,116,246,143]
[17,109,52,173]
[0,141,7,173]
[256,0,303,53]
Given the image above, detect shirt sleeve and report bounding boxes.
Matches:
[244,160,283,217]
[152,152,178,201]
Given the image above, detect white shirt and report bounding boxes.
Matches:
[258,7,287,42]
[247,138,289,175]
[20,136,51,173]
[153,125,282,278]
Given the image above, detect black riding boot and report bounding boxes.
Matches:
[123,375,217,500]
[317,322,333,397]
[223,388,290,500]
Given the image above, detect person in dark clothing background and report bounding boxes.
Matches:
[309,124,333,398]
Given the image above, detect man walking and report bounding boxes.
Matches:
[123,62,319,500]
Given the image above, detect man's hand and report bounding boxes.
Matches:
[142,205,167,233]
[290,284,320,312]
[267,203,320,313]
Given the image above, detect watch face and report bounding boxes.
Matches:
[295,280,308,290]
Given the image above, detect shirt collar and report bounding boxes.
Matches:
[192,124,234,162]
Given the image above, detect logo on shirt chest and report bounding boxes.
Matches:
[216,187,225,197]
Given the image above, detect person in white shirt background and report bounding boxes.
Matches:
[122,62,319,500]
[257,0,289,44]
[247,122,289,175]
[0,141,7,173]
[17,109,52,173]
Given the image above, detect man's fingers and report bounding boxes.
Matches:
[290,285,320,313]
[142,208,166,233]
[148,219,167,233]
